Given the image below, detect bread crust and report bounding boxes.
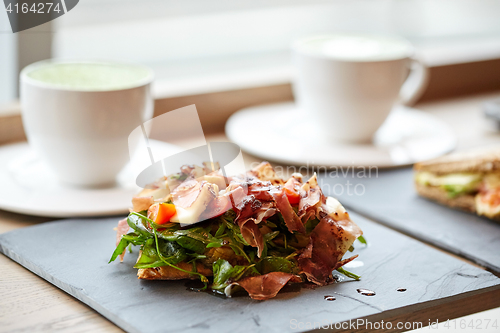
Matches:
[415,183,476,212]
[414,146,500,175]
[138,262,213,280]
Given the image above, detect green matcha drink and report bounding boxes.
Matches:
[25,62,153,91]
[20,60,154,187]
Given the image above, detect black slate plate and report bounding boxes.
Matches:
[318,168,500,272]
[0,213,498,333]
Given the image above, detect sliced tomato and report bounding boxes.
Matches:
[147,202,177,225]
[284,188,300,205]
[480,187,500,207]
[283,178,301,205]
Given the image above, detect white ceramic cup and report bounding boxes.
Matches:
[292,33,428,143]
[20,60,154,187]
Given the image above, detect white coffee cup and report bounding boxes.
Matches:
[292,33,428,143]
[20,60,154,187]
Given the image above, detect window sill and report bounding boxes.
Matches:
[150,36,500,99]
[2,36,500,143]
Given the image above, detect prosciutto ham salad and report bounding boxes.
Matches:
[109,162,365,300]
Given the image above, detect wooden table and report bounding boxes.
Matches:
[1,92,500,332]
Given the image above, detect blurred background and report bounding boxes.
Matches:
[1,0,500,138]
[1,2,500,331]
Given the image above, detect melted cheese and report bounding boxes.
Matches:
[415,172,481,187]
[203,174,227,191]
[325,196,348,216]
[170,182,218,225]
[137,179,170,200]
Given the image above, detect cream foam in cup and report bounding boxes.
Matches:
[293,34,414,61]
[20,60,154,187]
[292,33,428,143]
[25,62,153,91]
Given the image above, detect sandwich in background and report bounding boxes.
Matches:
[414,147,500,221]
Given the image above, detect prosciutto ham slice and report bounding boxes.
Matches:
[115,218,129,262]
[131,196,154,212]
[234,272,301,300]
[170,180,218,224]
[298,174,324,223]
[232,194,273,257]
[298,196,363,285]
[247,162,284,185]
[272,190,305,234]
[239,219,265,258]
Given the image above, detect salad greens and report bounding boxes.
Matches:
[211,259,252,291]
[110,208,362,293]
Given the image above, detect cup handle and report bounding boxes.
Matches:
[399,56,429,106]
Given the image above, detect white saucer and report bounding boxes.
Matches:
[226,102,456,168]
[0,140,180,218]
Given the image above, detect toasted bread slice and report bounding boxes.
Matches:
[138,262,212,280]
[415,183,476,212]
[414,146,500,175]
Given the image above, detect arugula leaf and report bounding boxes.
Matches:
[265,221,278,229]
[261,229,285,258]
[256,256,293,274]
[134,253,164,269]
[222,217,249,246]
[127,214,152,237]
[336,266,361,280]
[216,211,252,262]
[263,231,280,242]
[214,222,226,238]
[156,239,187,263]
[228,243,252,264]
[284,252,299,260]
[109,238,130,263]
[187,253,207,260]
[261,243,268,258]
[134,238,187,268]
[357,235,367,245]
[108,228,151,263]
[161,227,210,243]
[221,209,237,224]
[305,218,321,234]
[206,241,224,249]
[175,236,206,254]
[159,226,215,253]
[151,227,209,284]
[121,233,145,245]
[212,259,252,291]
